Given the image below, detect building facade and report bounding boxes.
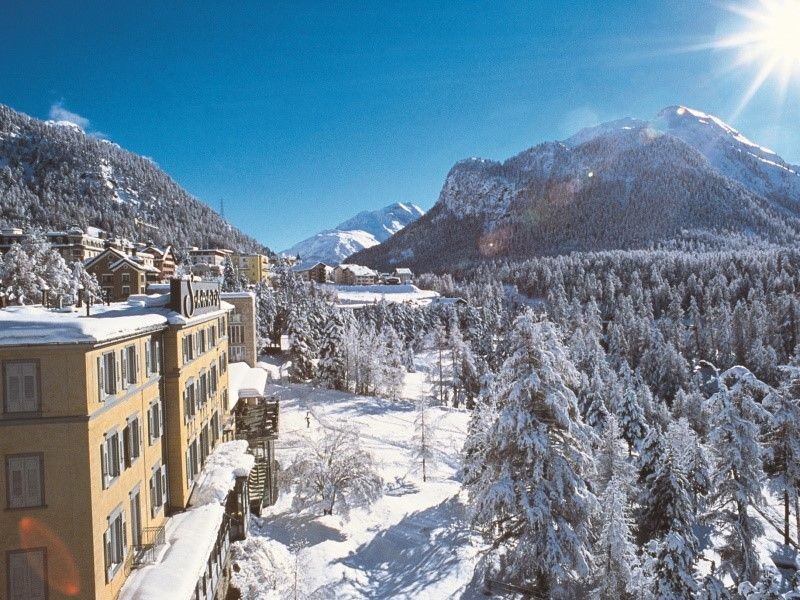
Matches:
[334,264,378,286]
[221,292,257,367]
[85,248,162,302]
[0,280,238,600]
[232,254,270,285]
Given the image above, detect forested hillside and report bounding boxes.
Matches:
[0,104,268,253]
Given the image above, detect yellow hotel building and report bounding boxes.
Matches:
[0,280,233,600]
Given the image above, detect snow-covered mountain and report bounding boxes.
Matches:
[352,106,800,272]
[283,203,424,267]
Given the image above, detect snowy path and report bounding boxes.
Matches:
[230,380,487,599]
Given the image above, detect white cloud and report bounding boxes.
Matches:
[48,101,91,130]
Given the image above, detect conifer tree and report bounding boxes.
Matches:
[288,310,315,382]
[463,313,596,596]
[316,314,347,391]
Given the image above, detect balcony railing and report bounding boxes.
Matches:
[132,525,167,567]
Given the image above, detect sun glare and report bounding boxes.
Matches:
[716,0,800,115]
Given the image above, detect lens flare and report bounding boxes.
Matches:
[18,516,81,596]
[715,0,800,115]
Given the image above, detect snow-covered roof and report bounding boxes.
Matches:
[118,503,225,600]
[220,291,255,300]
[0,295,234,346]
[0,302,169,347]
[189,440,255,508]
[228,362,269,407]
[109,257,160,273]
[342,264,378,277]
[393,268,413,275]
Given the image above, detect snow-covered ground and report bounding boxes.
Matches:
[326,284,440,308]
[230,356,487,599]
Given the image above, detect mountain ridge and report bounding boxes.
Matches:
[349,105,800,272]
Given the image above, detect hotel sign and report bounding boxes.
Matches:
[170,279,221,318]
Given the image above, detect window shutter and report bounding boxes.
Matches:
[25,457,41,507]
[115,353,121,391]
[155,340,162,372]
[118,435,125,474]
[6,372,21,412]
[162,465,168,506]
[120,350,128,389]
[145,342,151,374]
[133,348,139,382]
[100,443,108,489]
[150,475,156,517]
[158,402,164,436]
[104,528,112,580]
[136,420,142,456]
[111,352,119,394]
[97,356,104,402]
[8,458,24,507]
[122,511,128,555]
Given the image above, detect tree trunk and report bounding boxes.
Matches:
[785,489,791,546]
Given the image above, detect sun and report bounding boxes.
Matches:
[715,0,800,114]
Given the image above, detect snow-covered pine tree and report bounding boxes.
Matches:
[595,415,634,495]
[222,257,242,291]
[316,313,347,391]
[379,324,406,400]
[591,473,643,600]
[612,364,649,455]
[463,313,596,596]
[763,376,800,547]
[2,242,43,304]
[288,309,315,382]
[254,280,277,351]
[706,381,769,586]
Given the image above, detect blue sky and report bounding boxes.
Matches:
[2,1,799,250]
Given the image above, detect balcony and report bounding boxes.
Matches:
[132,525,167,568]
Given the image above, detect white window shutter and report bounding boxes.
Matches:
[104,528,112,580]
[7,373,21,412]
[120,350,128,389]
[118,436,125,474]
[25,457,41,506]
[100,443,108,489]
[97,356,104,401]
[145,342,151,374]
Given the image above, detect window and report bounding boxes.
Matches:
[103,507,127,582]
[123,415,141,468]
[150,463,168,517]
[184,381,196,423]
[223,388,229,412]
[211,412,220,447]
[7,549,46,600]
[182,334,194,364]
[97,352,117,401]
[230,324,244,345]
[187,440,199,485]
[6,455,43,508]
[148,399,163,444]
[200,424,210,464]
[121,272,130,284]
[209,325,217,348]
[121,345,137,388]
[3,361,40,413]
[210,365,218,396]
[219,352,227,374]
[102,274,113,284]
[130,488,142,549]
[145,337,162,375]
[198,372,208,407]
[101,430,123,488]
[198,330,207,354]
